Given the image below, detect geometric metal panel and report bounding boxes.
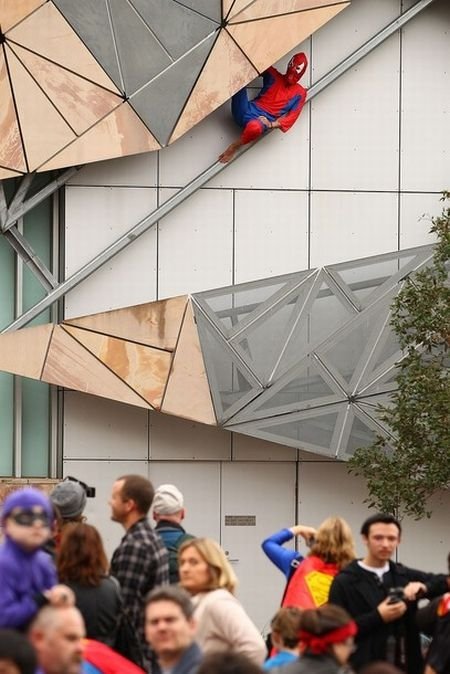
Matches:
[0,0,351,177]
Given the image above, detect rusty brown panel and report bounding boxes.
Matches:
[0,50,27,172]
[228,0,349,23]
[63,325,172,410]
[0,324,53,379]
[0,0,45,33]
[63,296,188,352]
[42,326,151,410]
[39,102,160,172]
[161,301,216,426]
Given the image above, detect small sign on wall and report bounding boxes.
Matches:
[225,515,256,526]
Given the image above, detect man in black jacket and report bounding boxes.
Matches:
[329,514,448,674]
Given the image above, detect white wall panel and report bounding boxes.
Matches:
[400,192,441,249]
[68,152,158,187]
[158,188,233,297]
[310,191,398,266]
[149,412,231,461]
[148,461,221,541]
[401,2,450,191]
[311,37,400,191]
[312,0,400,80]
[63,459,149,558]
[297,461,373,559]
[232,433,297,461]
[64,392,148,461]
[64,186,158,316]
[234,190,308,283]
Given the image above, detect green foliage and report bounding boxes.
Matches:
[348,192,450,520]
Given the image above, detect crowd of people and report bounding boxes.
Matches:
[0,475,448,674]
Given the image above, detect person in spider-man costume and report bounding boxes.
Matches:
[219,52,308,163]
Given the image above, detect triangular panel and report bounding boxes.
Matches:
[0,167,23,179]
[162,302,216,425]
[336,408,380,460]
[229,0,349,23]
[227,4,348,73]
[108,0,171,95]
[63,296,188,351]
[0,324,53,379]
[169,29,258,143]
[130,0,217,60]
[0,0,45,34]
[177,0,222,23]
[129,33,217,146]
[39,103,160,171]
[52,0,122,90]
[0,49,27,172]
[62,325,171,409]
[42,326,151,409]
[7,2,120,92]
[11,43,122,136]
[6,45,76,171]
[196,311,262,423]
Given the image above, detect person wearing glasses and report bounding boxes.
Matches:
[0,487,74,630]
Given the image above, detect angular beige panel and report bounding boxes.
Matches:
[12,44,122,136]
[0,51,27,172]
[8,2,120,92]
[228,4,349,73]
[0,0,45,33]
[162,302,216,426]
[229,0,348,23]
[0,324,53,379]
[0,167,23,179]
[63,296,188,351]
[223,0,251,21]
[42,326,151,410]
[170,30,258,143]
[63,325,172,410]
[6,48,75,171]
[39,102,160,172]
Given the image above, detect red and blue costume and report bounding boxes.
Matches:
[232,53,308,144]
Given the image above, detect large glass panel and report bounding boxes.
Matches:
[22,197,52,475]
[0,235,15,474]
[339,414,379,459]
[262,412,339,452]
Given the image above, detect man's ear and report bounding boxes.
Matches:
[180,508,185,521]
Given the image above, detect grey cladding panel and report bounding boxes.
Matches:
[130,0,217,60]
[109,0,171,94]
[53,0,122,90]
[176,0,222,23]
[129,33,217,146]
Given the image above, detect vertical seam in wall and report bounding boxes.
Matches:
[397,0,404,253]
[307,35,313,270]
[219,461,223,545]
[156,150,160,301]
[232,189,236,285]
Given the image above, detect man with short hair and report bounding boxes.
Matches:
[145,586,202,674]
[329,513,449,674]
[153,484,195,584]
[109,475,169,669]
[29,606,89,674]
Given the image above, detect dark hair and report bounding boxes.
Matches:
[197,653,263,674]
[0,629,37,674]
[117,474,154,515]
[360,513,401,537]
[145,586,194,619]
[301,604,353,636]
[270,607,303,649]
[57,523,108,586]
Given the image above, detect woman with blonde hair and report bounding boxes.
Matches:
[178,538,266,665]
[263,516,356,610]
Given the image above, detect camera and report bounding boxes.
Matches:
[387,587,405,604]
[66,475,96,498]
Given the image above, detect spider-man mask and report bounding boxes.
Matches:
[285,52,308,85]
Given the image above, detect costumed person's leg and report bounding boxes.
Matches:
[219,117,265,163]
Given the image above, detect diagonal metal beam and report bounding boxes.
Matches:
[1,0,436,334]
[5,174,34,220]
[3,227,59,291]
[0,182,8,229]
[1,167,80,232]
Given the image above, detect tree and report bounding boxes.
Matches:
[348,192,450,519]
